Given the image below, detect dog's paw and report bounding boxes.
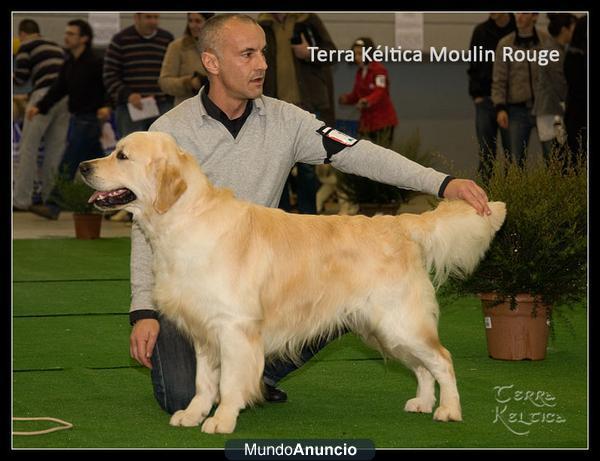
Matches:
[169,409,204,427]
[201,415,236,434]
[404,397,434,413]
[433,406,462,422]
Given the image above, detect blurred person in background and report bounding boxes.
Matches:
[532,13,577,164]
[338,36,398,148]
[492,13,550,168]
[258,13,337,214]
[467,13,515,183]
[13,19,69,212]
[563,14,587,163]
[27,19,111,220]
[103,12,174,222]
[159,13,214,107]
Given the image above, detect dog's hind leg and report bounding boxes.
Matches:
[369,291,462,422]
[414,341,462,422]
[389,329,461,421]
[170,341,220,427]
[354,324,436,414]
[201,323,265,434]
[404,365,436,414]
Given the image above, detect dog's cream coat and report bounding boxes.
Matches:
[81,131,506,434]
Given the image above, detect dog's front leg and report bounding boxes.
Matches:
[201,324,264,434]
[170,342,220,427]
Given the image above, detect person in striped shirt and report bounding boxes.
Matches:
[13,19,69,211]
[103,13,174,138]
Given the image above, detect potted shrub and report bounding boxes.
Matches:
[335,129,439,216]
[451,151,587,360]
[54,172,103,240]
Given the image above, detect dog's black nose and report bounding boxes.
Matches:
[79,161,93,177]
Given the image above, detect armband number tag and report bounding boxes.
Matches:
[317,126,359,147]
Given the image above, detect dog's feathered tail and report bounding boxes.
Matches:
[407,200,506,289]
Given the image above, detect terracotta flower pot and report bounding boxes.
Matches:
[479,293,551,361]
[73,213,102,240]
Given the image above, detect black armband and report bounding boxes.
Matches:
[316,126,359,164]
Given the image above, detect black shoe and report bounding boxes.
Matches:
[264,384,287,403]
[29,204,60,220]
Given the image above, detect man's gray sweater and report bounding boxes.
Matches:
[129,88,451,319]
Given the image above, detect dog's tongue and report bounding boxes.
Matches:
[88,191,104,203]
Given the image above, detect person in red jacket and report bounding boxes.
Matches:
[339,37,398,147]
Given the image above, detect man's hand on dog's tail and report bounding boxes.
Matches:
[442,179,492,216]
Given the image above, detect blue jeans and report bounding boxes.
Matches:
[115,99,173,138]
[474,97,509,182]
[46,113,104,207]
[150,315,337,414]
[506,103,536,168]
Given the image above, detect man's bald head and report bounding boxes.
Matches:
[198,13,259,57]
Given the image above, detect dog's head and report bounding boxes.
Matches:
[79,131,189,215]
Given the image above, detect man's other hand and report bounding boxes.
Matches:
[130,318,160,369]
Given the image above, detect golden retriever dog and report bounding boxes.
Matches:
[79,131,506,434]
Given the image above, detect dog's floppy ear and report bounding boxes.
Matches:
[152,158,188,214]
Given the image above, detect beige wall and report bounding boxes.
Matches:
[12,12,558,51]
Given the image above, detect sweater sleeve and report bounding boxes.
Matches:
[129,220,157,314]
[363,68,389,107]
[291,107,449,197]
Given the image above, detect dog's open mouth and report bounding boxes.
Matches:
[88,188,137,208]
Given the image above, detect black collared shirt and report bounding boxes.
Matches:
[201,86,253,139]
[36,47,108,116]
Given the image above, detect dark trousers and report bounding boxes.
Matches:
[506,103,536,169]
[150,315,337,415]
[474,97,509,182]
[279,163,319,214]
[47,113,103,207]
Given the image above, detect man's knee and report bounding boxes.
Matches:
[152,381,195,415]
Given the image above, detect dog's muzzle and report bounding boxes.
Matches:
[78,160,137,209]
[88,188,137,208]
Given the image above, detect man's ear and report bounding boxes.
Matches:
[152,158,188,214]
[201,51,219,76]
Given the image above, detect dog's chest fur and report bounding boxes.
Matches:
[148,223,244,339]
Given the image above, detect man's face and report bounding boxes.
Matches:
[188,13,207,38]
[213,19,268,100]
[135,13,160,36]
[515,13,537,31]
[64,25,86,50]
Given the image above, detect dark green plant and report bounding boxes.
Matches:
[335,129,438,205]
[451,149,587,308]
[54,169,99,214]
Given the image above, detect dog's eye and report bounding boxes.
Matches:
[116,151,128,160]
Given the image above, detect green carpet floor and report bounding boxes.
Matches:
[12,238,588,449]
